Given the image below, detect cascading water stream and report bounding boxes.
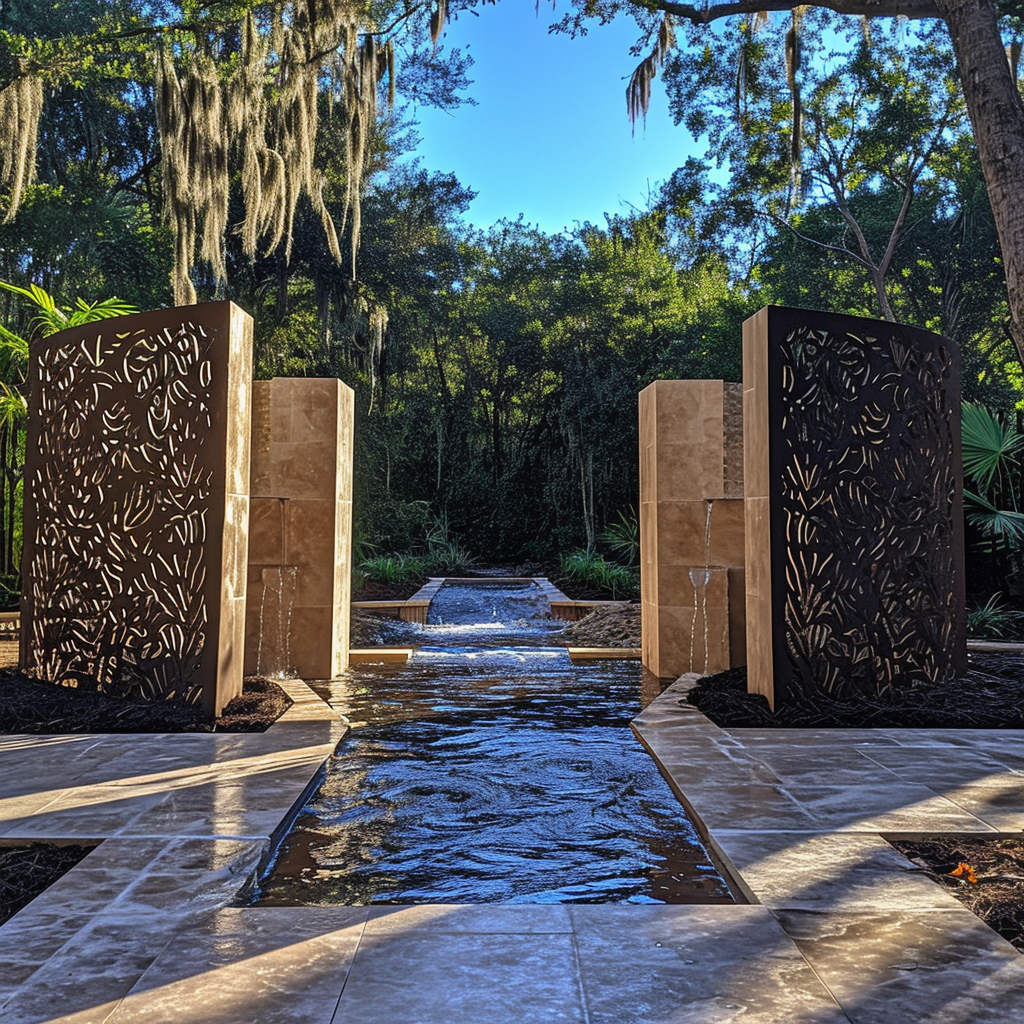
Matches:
[688,499,715,674]
[253,580,732,906]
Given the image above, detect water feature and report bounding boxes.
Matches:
[256,564,299,678]
[254,581,733,906]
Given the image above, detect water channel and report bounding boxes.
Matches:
[255,582,732,905]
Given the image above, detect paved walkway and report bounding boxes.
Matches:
[2,675,1024,1022]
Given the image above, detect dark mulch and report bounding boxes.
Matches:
[685,653,1024,728]
[351,580,427,602]
[0,671,291,733]
[888,835,1024,952]
[0,841,98,925]
[350,609,424,648]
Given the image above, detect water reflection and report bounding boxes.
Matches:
[255,584,733,906]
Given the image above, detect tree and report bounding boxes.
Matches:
[0,1,472,303]
[566,0,1024,368]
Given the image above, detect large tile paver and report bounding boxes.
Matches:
[336,928,586,1024]
[777,909,1024,1024]
[569,904,848,1024]
[107,908,368,1024]
[710,831,963,912]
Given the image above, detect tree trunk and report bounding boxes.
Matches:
[928,0,1024,363]
[657,0,1024,363]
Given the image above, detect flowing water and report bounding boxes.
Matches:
[254,582,733,906]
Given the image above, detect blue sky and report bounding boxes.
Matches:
[407,3,695,235]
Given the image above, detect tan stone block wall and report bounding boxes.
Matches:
[639,380,745,679]
[245,378,354,679]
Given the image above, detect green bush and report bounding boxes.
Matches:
[966,593,1024,639]
[359,498,432,555]
[358,554,427,587]
[559,550,638,600]
[422,513,476,575]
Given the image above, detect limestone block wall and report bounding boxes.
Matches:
[743,306,966,708]
[245,377,354,680]
[639,380,746,679]
[20,301,253,717]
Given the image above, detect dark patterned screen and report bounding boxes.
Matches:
[764,307,965,702]
[20,303,249,709]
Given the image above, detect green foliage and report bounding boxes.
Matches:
[962,403,1024,552]
[598,509,639,567]
[962,402,1024,492]
[559,550,638,601]
[966,593,1024,640]
[422,513,476,575]
[358,554,427,588]
[357,498,433,556]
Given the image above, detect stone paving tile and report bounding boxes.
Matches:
[334,928,585,1024]
[786,783,994,833]
[671,781,820,831]
[858,745,1024,779]
[364,904,573,934]
[106,908,368,1024]
[722,729,905,748]
[741,748,902,787]
[5,839,167,917]
[569,904,848,1024]
[0,909,96,1005]
[0,916,176,1024]
[711,831,963,912]
[776,909,1024,1023]
[933,775,1024,831]
[104,838,267,915]
[0,790,169,838]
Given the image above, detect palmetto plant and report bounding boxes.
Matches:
[961,402,1024,551]
[0,280,137,426]
[598,508,639,567]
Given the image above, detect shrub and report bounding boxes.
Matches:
[559,550,638,600]
[966,593,1024,640]
[358,554,427,587]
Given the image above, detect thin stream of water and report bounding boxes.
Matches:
[255,582,732,906]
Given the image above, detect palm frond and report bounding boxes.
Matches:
[961,401,1024,490]
[965,488,1024,545]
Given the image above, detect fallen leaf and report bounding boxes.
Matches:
[947,862,979,883]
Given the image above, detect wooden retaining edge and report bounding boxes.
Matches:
[350,600,429,624]
[567,648,642,661]
[349,648,414,664]
[550,600,623,622]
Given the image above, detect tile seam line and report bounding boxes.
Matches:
[764,905,855,1024]
[328,912,371,1024]
[568,924,593,1024]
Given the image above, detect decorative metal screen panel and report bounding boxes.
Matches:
[745,306,965,705]
[21,302,252,713]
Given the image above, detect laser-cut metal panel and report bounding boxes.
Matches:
[20,302,253,713]
[749,306,965,705]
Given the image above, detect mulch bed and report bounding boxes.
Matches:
[351,580,426,601]
[685,653,1024,728]
[552,603,641,648]
[0,671,291,733]
[0,841,98,925]
[888,835,1024,953]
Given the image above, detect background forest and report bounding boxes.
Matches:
[0,2,1022,619]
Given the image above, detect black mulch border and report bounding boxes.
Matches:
[685,653,1024,729]
[0,671,292,733]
